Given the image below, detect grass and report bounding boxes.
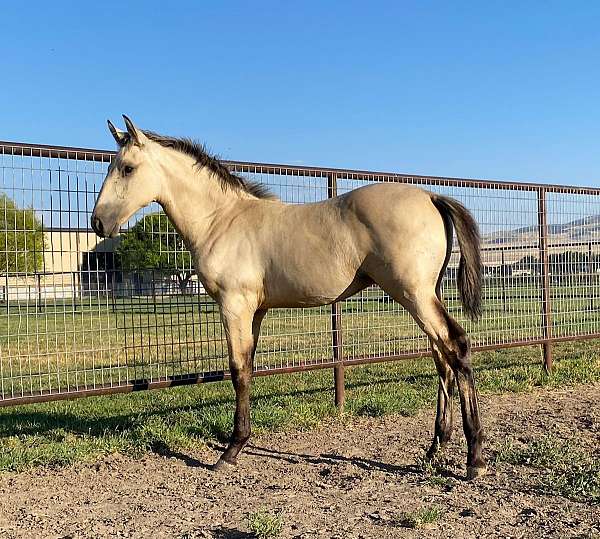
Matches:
[396,506,443,528]
[0,337,598,473]
[494,434,600,502]
[246,510,284,538]
[423,473,452,489]
[416,457,453,488]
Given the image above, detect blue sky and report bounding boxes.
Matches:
[1,1,600,187]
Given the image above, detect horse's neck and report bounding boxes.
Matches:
[157,157,240,253]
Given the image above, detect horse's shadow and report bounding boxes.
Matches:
[148,440,211,469]
[148,438,425,478]
[201,441,465,481]
[204,441,421,477]
[209,526,253,539]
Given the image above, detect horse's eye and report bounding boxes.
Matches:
[123,165,134,176]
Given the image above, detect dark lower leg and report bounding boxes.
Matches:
[427,349,455,460]
[217,366,251,466]
[215,310,265,468]
[440,315,486,477]
[455,368,485,471]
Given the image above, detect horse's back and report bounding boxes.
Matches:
[336,183,445,245]
[337,182,433,215]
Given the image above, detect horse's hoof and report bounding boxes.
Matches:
[212,458,236,472]
[466,464,487,480]
[425,443,440,462]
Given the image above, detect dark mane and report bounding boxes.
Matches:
[142,131,277,200]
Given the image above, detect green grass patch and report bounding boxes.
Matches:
[395,506,443,528]
[424,473,452,489]
[416,456,453,488]
[246,509,284,538]
[494,434,600,502]
[0,339,598,472]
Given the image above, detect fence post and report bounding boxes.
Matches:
[151,269,157,314]
[37,273,43,313]
[537,188,553,373]
[331,302,344,409]
[327,172,345,409]
[589,242,594,312]
[500,249,507,313]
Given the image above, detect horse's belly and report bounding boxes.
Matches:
[264,279,340,308]
[263,267,370,308]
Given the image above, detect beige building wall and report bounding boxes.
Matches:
[41,229,120,276]
[4,229,120,297]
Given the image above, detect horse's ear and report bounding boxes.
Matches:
[107,119,129,147]
[122,115,145,146]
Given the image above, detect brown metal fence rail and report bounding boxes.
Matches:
[1,140,599,407]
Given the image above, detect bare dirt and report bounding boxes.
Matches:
[1,385,599,539]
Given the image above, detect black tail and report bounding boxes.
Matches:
[431,195,482,321]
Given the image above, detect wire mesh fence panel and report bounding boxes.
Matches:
[0,145,120,400]
[1,141,599,406]
[546,190,600,339]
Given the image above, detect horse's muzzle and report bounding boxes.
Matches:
[91,214,105,237]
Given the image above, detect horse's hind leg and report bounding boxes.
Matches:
[381,287,486,479]
[438,308,486,479]
[426,340,455,461]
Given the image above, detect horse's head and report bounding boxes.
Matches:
[91,115,163,238]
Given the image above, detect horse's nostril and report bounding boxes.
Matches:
[91,215,104,237]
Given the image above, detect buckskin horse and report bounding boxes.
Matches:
[91,116,486,479]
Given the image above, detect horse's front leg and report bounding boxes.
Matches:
[213,301,263,471]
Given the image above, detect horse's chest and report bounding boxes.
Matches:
[192,253,260,301]
[191,256,222,299]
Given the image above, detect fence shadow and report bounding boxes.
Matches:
[0,353,539,441]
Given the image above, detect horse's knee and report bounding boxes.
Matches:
[230,353,253,389]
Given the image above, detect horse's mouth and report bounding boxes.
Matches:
[108,223,121,238]
[91,215,121,238]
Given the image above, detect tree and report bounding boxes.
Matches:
[549,251,588,275]
[512,255,539,274]
[0,193,45,273]
[116,212,194,293]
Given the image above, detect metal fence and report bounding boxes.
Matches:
[1,140,599,407]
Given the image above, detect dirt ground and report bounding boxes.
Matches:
[1,385,599,539]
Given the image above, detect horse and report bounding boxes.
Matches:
[91,115,486,479]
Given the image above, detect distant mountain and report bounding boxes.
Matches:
[483,214,600,246]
